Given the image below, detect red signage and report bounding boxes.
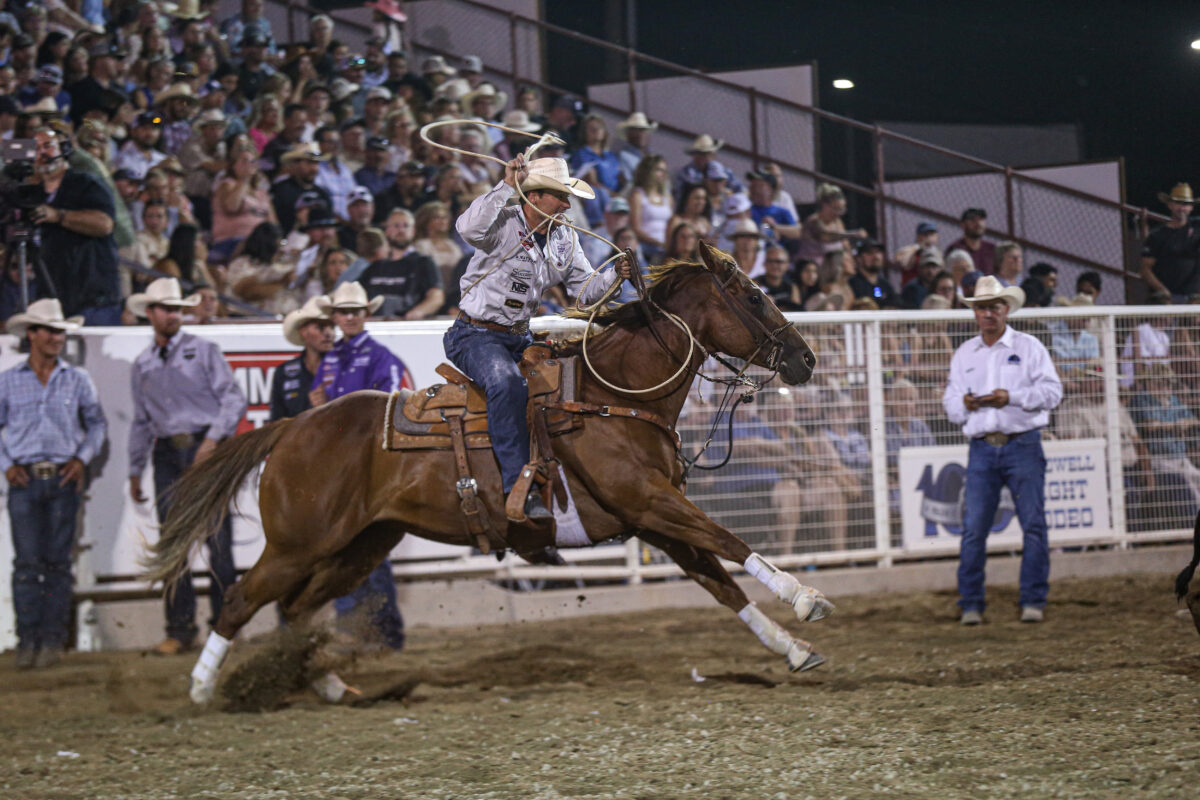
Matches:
[225,351,296,434]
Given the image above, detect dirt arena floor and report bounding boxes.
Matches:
[2,571,1199,799]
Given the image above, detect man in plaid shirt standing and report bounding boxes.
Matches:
[0,299,107,670]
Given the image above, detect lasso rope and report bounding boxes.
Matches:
[420,117,705,394]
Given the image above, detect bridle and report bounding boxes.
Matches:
[702,260,796,377]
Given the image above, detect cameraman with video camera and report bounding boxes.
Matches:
[28,127,120,324]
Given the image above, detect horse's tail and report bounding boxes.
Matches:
[141,418,295,590]
[1174,508,1200,600]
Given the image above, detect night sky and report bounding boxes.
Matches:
[546,0,1200,211]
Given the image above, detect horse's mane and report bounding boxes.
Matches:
[554,260,708,353]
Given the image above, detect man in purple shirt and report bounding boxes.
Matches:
[311,281,409,649]
[944,208,997,276]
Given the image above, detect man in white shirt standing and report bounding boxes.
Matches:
[942,276,1063,626]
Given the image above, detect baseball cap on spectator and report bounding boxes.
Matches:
[112,168,141,183]
[365,0,407,23]
[329,78,359,103]
[916,221,937,235]
[347,186,373,206]
[12,34,34,51]
[294,190,326,210]
[0,96,19,116]
[854,237,884,255]
[398,161,425,175]
[917,246,943,266]
[704,161,728,181]
[197,79,225,98]
[301,211,338,231]
[745,169,778,189]
[342,55,368,72]
[551,95,583,115]
[723,193,751,216]
[239,29,270,48]
[421,56,456,76]
[960,207,987,221]
[606,196,630,214]
[281,142,330,163]
[961,270,983,292]
[501,109,540,132]
[366,136,390,151]
[88,40,125,59]
[366,86,393,102]
[135,111,163,127]
[303,82,331,99]
[37,65,63,85]
[461,55,483,74]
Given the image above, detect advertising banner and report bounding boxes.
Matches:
[899,439,1110,551]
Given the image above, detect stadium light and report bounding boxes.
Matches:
[1192,38,1200,50]
[832,78,855,90]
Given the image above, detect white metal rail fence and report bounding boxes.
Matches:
[393,305,1200,583]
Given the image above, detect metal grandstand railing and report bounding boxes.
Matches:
[405,0,1166,302]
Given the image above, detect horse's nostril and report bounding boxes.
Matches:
[804,352,816,368]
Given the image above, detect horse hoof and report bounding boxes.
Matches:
[789,651,826,673]
[805,596,836,622]
[189,679,215,705]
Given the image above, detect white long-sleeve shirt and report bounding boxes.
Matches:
[942,325,1063,439]
[456,182,619,325]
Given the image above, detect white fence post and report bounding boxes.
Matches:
[866,319,892,567]
[625,538,642,584]
[1101,311,1128,548]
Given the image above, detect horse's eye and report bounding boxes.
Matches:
[748,292,763,307]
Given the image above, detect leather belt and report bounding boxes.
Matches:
[157,427,210,452]
[975,430,1030,447]
[26,461,60,479]
[457,312,530,336]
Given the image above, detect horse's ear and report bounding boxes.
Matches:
[698,240,733,278]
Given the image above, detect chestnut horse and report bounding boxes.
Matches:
[145,242,831,704]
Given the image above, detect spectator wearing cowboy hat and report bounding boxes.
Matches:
[944,207,997,277]
[354,135,395,197]
[270,296,335,423]
[1141,183,1200,304]
[30,126,122,325]
[115,110,166,179]
[616,111,656,185]
[447,154,633,520]
[155,82,200,156]
[493,109,541,162]
[311,281,409,650]
[271,141,331,234]
[0,299,106,670]
[463,83,507,145]
[728,218,766,276]
[127,277,248,655]
[674,134,743,200]
[943,275,1062,626]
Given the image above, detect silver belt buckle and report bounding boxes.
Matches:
[29,461,58,479]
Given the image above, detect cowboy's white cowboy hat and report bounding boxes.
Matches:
[961,275,1025,312]
[685,134,723,154]
[281,141,330,164]
[191,108,226,133]
[126,277,201,318]
[316,281,384,315]
[154,83,199,106]
[462,83,507,112]
[501,109,540,133]
[520,157,595,200]
[282,295,332,347]
[617,111,658,131]
[5,298,83,338]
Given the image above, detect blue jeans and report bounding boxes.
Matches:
[333,561,405,650]
[958,429,1049,612]
[443,319,533,491]
[9,476,80,649]
[153,435,236,645]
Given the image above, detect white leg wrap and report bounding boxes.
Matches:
[311,672,348,703]
[744,552,832,622]
[738,603,813,672]
[189,632,232,705]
